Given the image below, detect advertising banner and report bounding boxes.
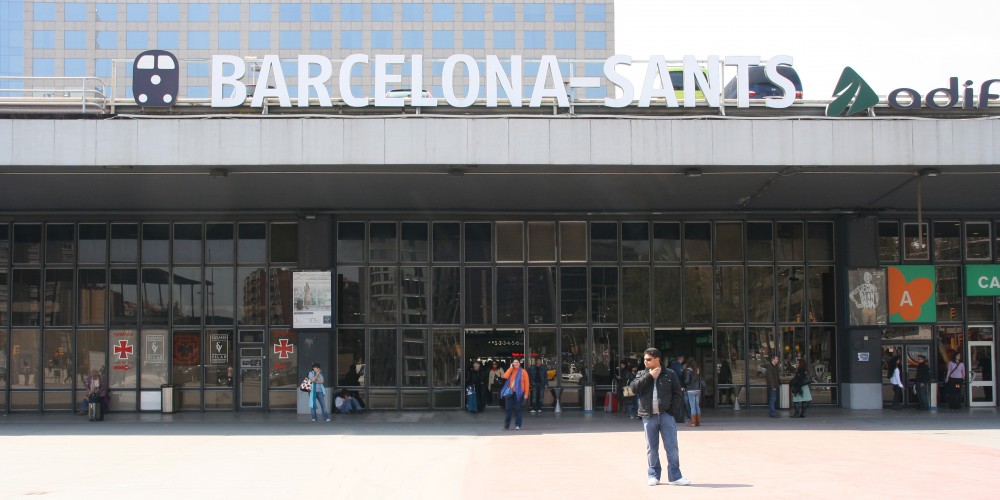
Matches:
[887,266,936,323]
[847,268,887,326]
[292,271,333,329]
[965,264,1000,296]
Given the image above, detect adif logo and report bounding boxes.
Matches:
[826,67,879,117]
[132,50,179,107]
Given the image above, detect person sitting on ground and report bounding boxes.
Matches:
[335,389,364,414]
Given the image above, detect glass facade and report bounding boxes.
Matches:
[0,220,297,412]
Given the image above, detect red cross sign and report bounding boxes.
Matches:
[114,340,133,360]
[273,338,294,359]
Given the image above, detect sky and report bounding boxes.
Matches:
[614,0,1000,100]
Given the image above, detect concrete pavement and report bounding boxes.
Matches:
[1,407,998,499]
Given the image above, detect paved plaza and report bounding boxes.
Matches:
[2,407,998,499]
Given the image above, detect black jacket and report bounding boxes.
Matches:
[629,366,683,417]
[765,363,780,390]
[915,362,931,384]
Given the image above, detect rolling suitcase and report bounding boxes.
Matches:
[466,387,478,413]
[88,397,103,422]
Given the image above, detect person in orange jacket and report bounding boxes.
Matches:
[502,359,530,430]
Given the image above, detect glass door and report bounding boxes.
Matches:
[968,326,995,407]
[904,344,930,407]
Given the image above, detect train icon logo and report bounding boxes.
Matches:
[132,50,179,107]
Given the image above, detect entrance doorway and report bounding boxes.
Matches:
[654,328,714,406]
[882,343,929,407]
[465,329,524,406]
[968,326,995,407]
[238,330,265,409]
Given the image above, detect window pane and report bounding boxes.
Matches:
[878,221,899,262]
[560,267,587,324]
[204,267,234,325]
[13,269,41,326]
[172,268,202,325]
[44,269,73,326]
[810,327,836,383]
[401,223,428,262]
[936,266,962,322]
[336,266,364,325]
[402,4,423,21]
[370,329,397,386]
[716,222,743,261]
[237,267,266,325]
[652,222,681,262]
[748,327,776,385]
[0,223,8,264]
[592,328,618,385]
[432,329,461,387]
[372,4,393,22]
[369,266,398,324]
[777,266,805,323]
[173,223,202,264]
[432,267,460,324]
[808,266,835,322]
[110,269,138,325]
[270,269,292,325]
[776,222,804,261]
[11,329,41,391]
[402,329,427,387]
[205,223,234,264]
[270,223,297,263]
[561,328,587,385]
[220,5,241,22]
[716,327,745,405]
[933,221,961,261]
[747,267,775,323]
[465,222,492,262]
[13,224,41,264]
[560,222,586,262]
[591,267,618,323]
[590,222,617,262]
[903,223,929,260]
[370,222,397,262]
[622,268,649,324]
[141,268,169,325]
[653,267,681,324]
[238,223,266,263]
[139,329,169,388]
[170,330,201,389]
[496,268,524,324]
[203,330,234,388]
[528,222,555,262]
[524,3,545,21]
[807,222,834,261]
[249,4,271,21]
[493,3,514,21]
[622,327,649,366]
[966,222,991,260]
[76,330,107,390]
[715,266,745,323]
[433,222,460,262]
[109,329,137,389]
[684,266,712,323]
[337,329,365,386]
[79,224,107,264]
[496,222,524,262]
[465,267,492,324]
[684,222,711,261]
[527,267,556,324]
[621,222,649,261]
[554,4,575,21]
[42,330,72,389]
[111,223,138,263]
[584,4,606,21]
[268,330,297,388]
[0,270,9,326]
[45,223,75,264]
[337,222,364,262]
[341,3,362,21]
[141,224,169,264]
[401,267,428,324]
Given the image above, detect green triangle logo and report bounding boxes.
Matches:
[826,67,880,117]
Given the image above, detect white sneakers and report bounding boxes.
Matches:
[648,477,692,486]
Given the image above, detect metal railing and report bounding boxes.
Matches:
[0,76,109,114]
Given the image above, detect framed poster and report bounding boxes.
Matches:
[847,268,887,326]
[292,271,333,329]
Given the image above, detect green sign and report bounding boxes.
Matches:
[826,67,879,117]
[966,265,1000,296]
[887,265,936,323]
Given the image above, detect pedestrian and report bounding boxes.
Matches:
[888,356,904,410]
[527,357,548,414]
[308,362,330,422]
[945,352,966,409]
[488,361,505,406]
[766,354,781,418]
[915,355,931,410]
[790,359,813,418]
[624,365,639,419]
[501,359,530,430]
[467,361,487,413]
[629,348,692,487]
[334,389,363,414]
[77,369,101,415]
[685,362,706,427]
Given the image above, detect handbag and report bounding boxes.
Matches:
[622,385,635,398]
[299,377,312,393]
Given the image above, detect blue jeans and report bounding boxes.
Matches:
[916,382,929,409]
[768,387,778,416]
[504,394,524,428]
[625,397,636,417]
[682,391,691,419]
[338,398,362,414]
[686,390,701,416]
[642,413,683,481]
[530,385,544,412]
[310,392,329,420]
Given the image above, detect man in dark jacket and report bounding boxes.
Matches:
[527,357,549,413]
[766,355,781,418]
[629,348,692,487]
[915,355,931,410]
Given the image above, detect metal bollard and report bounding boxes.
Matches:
[583,385,594,413]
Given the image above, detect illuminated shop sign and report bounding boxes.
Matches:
[208,53,797,109]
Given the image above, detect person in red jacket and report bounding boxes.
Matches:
[502,359,530,430]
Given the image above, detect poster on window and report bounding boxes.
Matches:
[847,268,887,326]
[292,271,333,329]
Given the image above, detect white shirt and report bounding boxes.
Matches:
[651,374,659,414]
[889,367,903,388]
